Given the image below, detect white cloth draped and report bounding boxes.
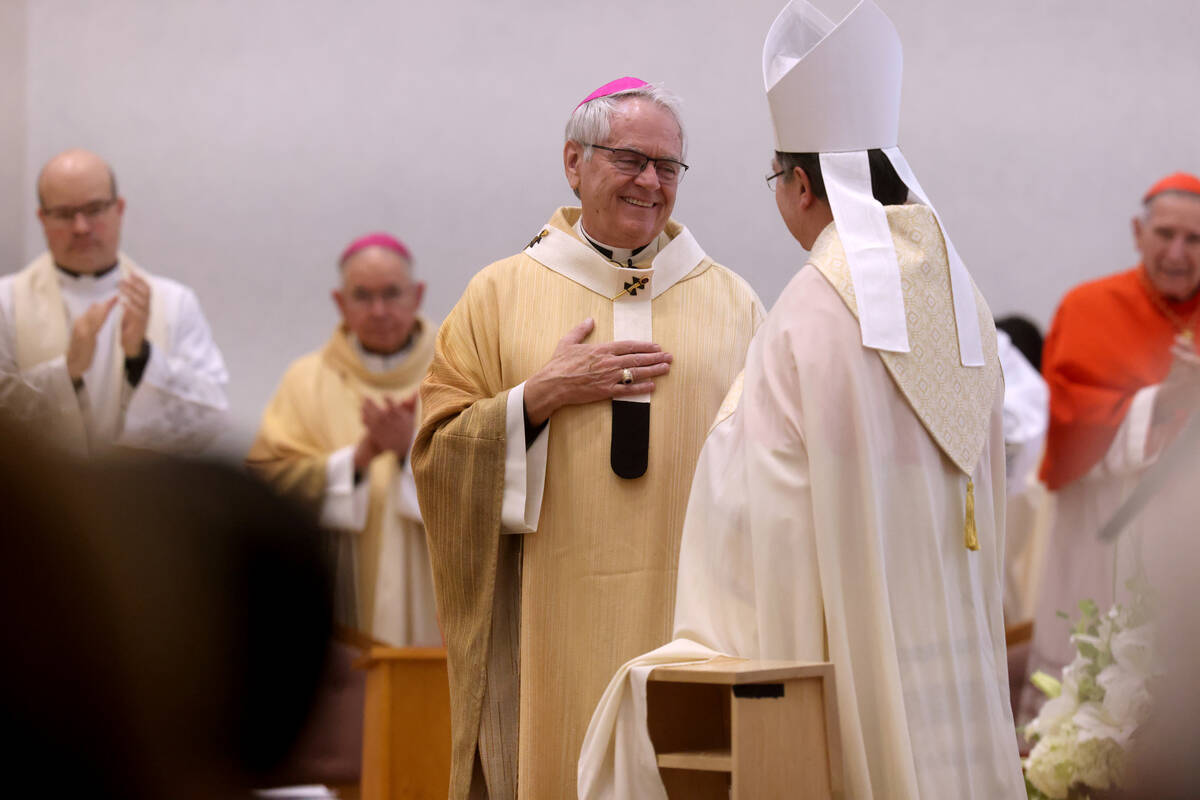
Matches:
[577,639,719,800]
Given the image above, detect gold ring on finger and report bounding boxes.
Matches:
[621,368,634,385]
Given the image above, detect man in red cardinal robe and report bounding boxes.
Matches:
[1021,172,1200,724]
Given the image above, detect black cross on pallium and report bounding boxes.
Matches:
[624,277,649,296]
[527,229,548,249]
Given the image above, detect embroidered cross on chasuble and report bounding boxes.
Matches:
[523,218,706,478]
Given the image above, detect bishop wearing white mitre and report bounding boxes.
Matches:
[578,3,1025,798]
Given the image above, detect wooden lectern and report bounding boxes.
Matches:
[358,647,452,800]
[646,658,842,800]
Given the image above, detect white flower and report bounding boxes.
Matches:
[1096,665,1153,744]
[1026,652,1094,741]
[1074,700,1129,745]
[1073,735,1125,791]
[1025,687,1078,741]
[1023,588,1155,798]
[1059,654,1092,689]
[1109,623,1155,678]
[1024,727,1078,799]
[1025,722,1126,798]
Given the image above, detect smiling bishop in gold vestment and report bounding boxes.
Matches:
[413,79,763,799]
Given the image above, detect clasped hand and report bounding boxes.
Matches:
[355,393,418,471]
[523,318,673,426]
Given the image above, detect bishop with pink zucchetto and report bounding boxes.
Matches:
[412,77,764,799]
[247,232,440,649]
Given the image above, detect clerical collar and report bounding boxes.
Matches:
[56,261,119,280]
[575,220,662,268]
[350,332,413,374]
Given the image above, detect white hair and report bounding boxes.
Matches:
[564,83,687,161]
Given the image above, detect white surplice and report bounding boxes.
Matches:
[998,329,1048,493]
[580,207,1024,800]
[0,253,229,454]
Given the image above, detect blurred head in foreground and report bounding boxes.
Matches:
[0,425,332,799]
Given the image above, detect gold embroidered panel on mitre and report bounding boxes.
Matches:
[808,204,1001,476]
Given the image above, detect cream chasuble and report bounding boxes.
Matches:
[413,207,763,800]
[579,206,1024,800]
[246,320,439,646]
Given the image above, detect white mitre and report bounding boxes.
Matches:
[764,0,984,366]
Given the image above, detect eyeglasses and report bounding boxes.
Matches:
[586,144,689,184]
[348,285,415,307]
[41,198,118,224]
[765,169,786,192]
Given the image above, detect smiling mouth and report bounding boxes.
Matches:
[622,197,654,208]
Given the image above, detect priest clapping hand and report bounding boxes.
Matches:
[2,148,229,455]
[66,296,118,381]
[522,317,672,426]
[118,272,151,357]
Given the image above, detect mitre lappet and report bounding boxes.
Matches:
[765,0,999,548]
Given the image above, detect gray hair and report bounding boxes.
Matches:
[564,83,687,161]
[1142,189,1200,221]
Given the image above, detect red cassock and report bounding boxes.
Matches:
[1039,265,1200,490]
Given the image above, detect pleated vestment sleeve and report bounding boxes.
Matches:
[412,271,511,800]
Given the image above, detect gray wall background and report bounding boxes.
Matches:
[0,0,26,274]
[5,0,1199,453]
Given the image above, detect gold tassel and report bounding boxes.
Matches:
[964,478,979,551]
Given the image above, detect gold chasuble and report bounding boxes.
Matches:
[247,319,436,643]
[414,207,763,799]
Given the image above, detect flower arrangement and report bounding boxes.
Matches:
[1023,579,1157,800]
